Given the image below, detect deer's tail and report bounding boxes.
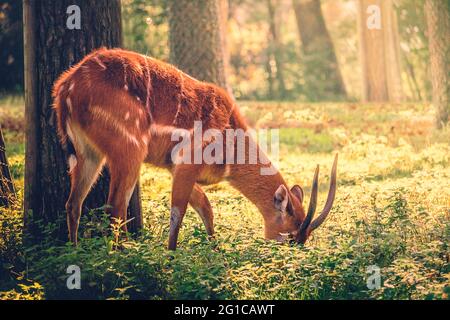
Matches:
[52,72,76,158]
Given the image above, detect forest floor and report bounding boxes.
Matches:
[0,95,449,299]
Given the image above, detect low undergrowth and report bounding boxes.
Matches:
[0,100,448,300]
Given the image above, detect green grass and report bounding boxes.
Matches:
[0,96,449,300]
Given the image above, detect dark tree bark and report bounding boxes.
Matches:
[167,0,230,92]
[0,125,16,208]
[425,0,450,128]
[0,0,24,91]
[293,0,347,101]
[23,0,142,240]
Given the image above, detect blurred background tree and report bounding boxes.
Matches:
[396,0,431,102]
[266,0,287,100]
[425,0,450,128]
[167,0,230,92]
[358,0,403,102]
[122,0,169,59]
[0,0,442,108]
[0,0,24,92]
[293,0,347,101]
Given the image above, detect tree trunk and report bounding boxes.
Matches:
[358,0,403,102]
[267,0,287,99]
[167,0,230,92]
[293,0,347,101]
[219,0,231,90]
[382,0,403,103]
[0,125,16,208]
[0,0,24,91]
[23,0,142,241]
[425,0,450,128]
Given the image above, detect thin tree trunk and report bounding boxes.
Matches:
[168,0,230,92]
[293,0,347,101]
[425,0,450,128]
[0,125,16,208]
[358,0,403,102]
[383,0,403,102]
[267,0,286,99]
[23,0,142,241]
[266,57,275,99]
[404,54,423,101]
[219,0,232,97]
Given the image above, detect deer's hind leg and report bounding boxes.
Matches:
[105,147,146,234]
[189,184,214,237]
[66,130,105,245]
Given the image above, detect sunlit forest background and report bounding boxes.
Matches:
[0,0,437,101]
[122,0,432,102]
[0,0,449,300]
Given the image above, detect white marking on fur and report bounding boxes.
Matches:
[66,122,88,156]
[68,155,77,173]
[90,106,140,147]
[149,123,194,138]
[184,73,199,82]
[139,53,156,62]
[170,207,182,227]
[66,97,73,113]
[172,105,182,125]
[93,56,106,69]
[125,185,136,206]
[81,65,92,87]
[66,122,75,142]
[81,156,106,192]
[125,112,130,120]
[142,134,149,146]
[68,82,74,92]
[144,56,153,122]
[123,61,128,91]
[177,66,199,82]
[172,71,184,125]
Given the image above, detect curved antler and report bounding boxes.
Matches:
[300,165,319,233]
[309,153,338,231]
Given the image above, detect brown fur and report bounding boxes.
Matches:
[53,48,307,249]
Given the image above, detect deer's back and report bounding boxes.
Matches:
[52,48,245,174]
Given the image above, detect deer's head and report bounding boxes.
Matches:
[272,154,338,244]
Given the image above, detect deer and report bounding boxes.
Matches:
[52,48,338,250]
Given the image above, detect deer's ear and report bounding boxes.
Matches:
[274,185,289,213]
[291,185,304,204]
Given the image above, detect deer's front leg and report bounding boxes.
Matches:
[168,164,201,250]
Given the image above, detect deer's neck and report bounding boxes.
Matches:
[225,108,287,229]
[228,161,286,223]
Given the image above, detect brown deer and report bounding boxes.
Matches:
[52,48,337,250]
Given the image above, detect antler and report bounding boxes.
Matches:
[300,165,319,233]
[299,154,338,235]
[309,154,338,231]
